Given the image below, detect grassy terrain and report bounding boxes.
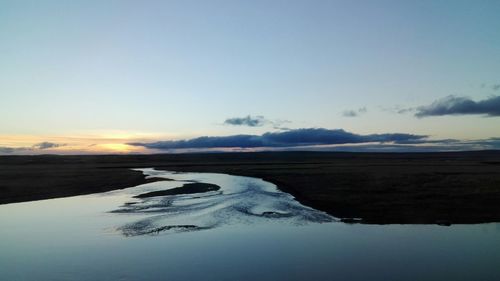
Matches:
[1,151,500,224]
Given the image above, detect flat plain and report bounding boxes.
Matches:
[1,151,500,224]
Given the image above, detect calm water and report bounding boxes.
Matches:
[1,169,500,281]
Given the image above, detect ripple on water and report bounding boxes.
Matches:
[111,169,336,236]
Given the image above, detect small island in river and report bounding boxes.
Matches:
[134,182,221,198]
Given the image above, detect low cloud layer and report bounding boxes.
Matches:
[415,95,500,117]
[0,142,66,154]
[326,138,500,152]
[129,128,427,150]
[2,134,499,154]
[0,147,27,154]
[224,115,266,127]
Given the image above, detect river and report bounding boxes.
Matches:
[1,169,499,280]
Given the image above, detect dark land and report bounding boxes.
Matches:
[134,182,220,198]
[1,151,500,224]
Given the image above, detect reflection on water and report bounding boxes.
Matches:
[111,169,334,236]
[1,169,500,281]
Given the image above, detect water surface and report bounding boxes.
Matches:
[1,169,499,281]
[110,168,334,236]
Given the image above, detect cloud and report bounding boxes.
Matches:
[248,137,500,152]
[271,119,292,130]
[492,84,500,91]
[302,138,500,152]
[223,115,292,130]
[0,146,32,154]
[0,147,18,153]
[32,142,65,150]
[464,138,500,150]
[342,107,367,117]
[396,107,415,114]
[129,128,427,150]
[0,142,66,154]
[415,95,500,117]
[380,105,415,115]
[224,115,266,127]
[342,110,358,117]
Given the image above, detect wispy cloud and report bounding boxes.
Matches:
[223,115,291,130]
[415,95,500,117]
[302,138,500,152]
[396,108,415,114]
[270,119,292,130]
[342,110,358,117]
[492,84,500,91]
[380,105,414,115]
[223,115,267,127]
[0,146,30,154]
[32,142,65,150]
[0,141,66,154]
[129,128,427,150]
[342,107,367,117]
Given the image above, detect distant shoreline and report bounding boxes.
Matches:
[1,151,500,224]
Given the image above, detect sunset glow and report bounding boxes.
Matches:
[97,143,140,153]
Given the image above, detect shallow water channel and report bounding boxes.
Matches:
[1,169,500,281]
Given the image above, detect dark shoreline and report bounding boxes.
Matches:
[1,151,500,224]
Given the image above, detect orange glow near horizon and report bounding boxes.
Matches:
[0,133,160,155]
[97,143,141,153]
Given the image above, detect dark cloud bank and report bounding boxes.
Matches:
[415,95,500,117]
[130,128,427,150]
[129,128,500,152]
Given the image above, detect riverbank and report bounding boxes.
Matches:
[1,151,500,224]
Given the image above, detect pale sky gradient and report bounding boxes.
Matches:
[1,0,499,153]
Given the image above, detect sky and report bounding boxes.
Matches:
[1,0,499,154]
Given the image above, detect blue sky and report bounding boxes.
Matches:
[1,0,499,153]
